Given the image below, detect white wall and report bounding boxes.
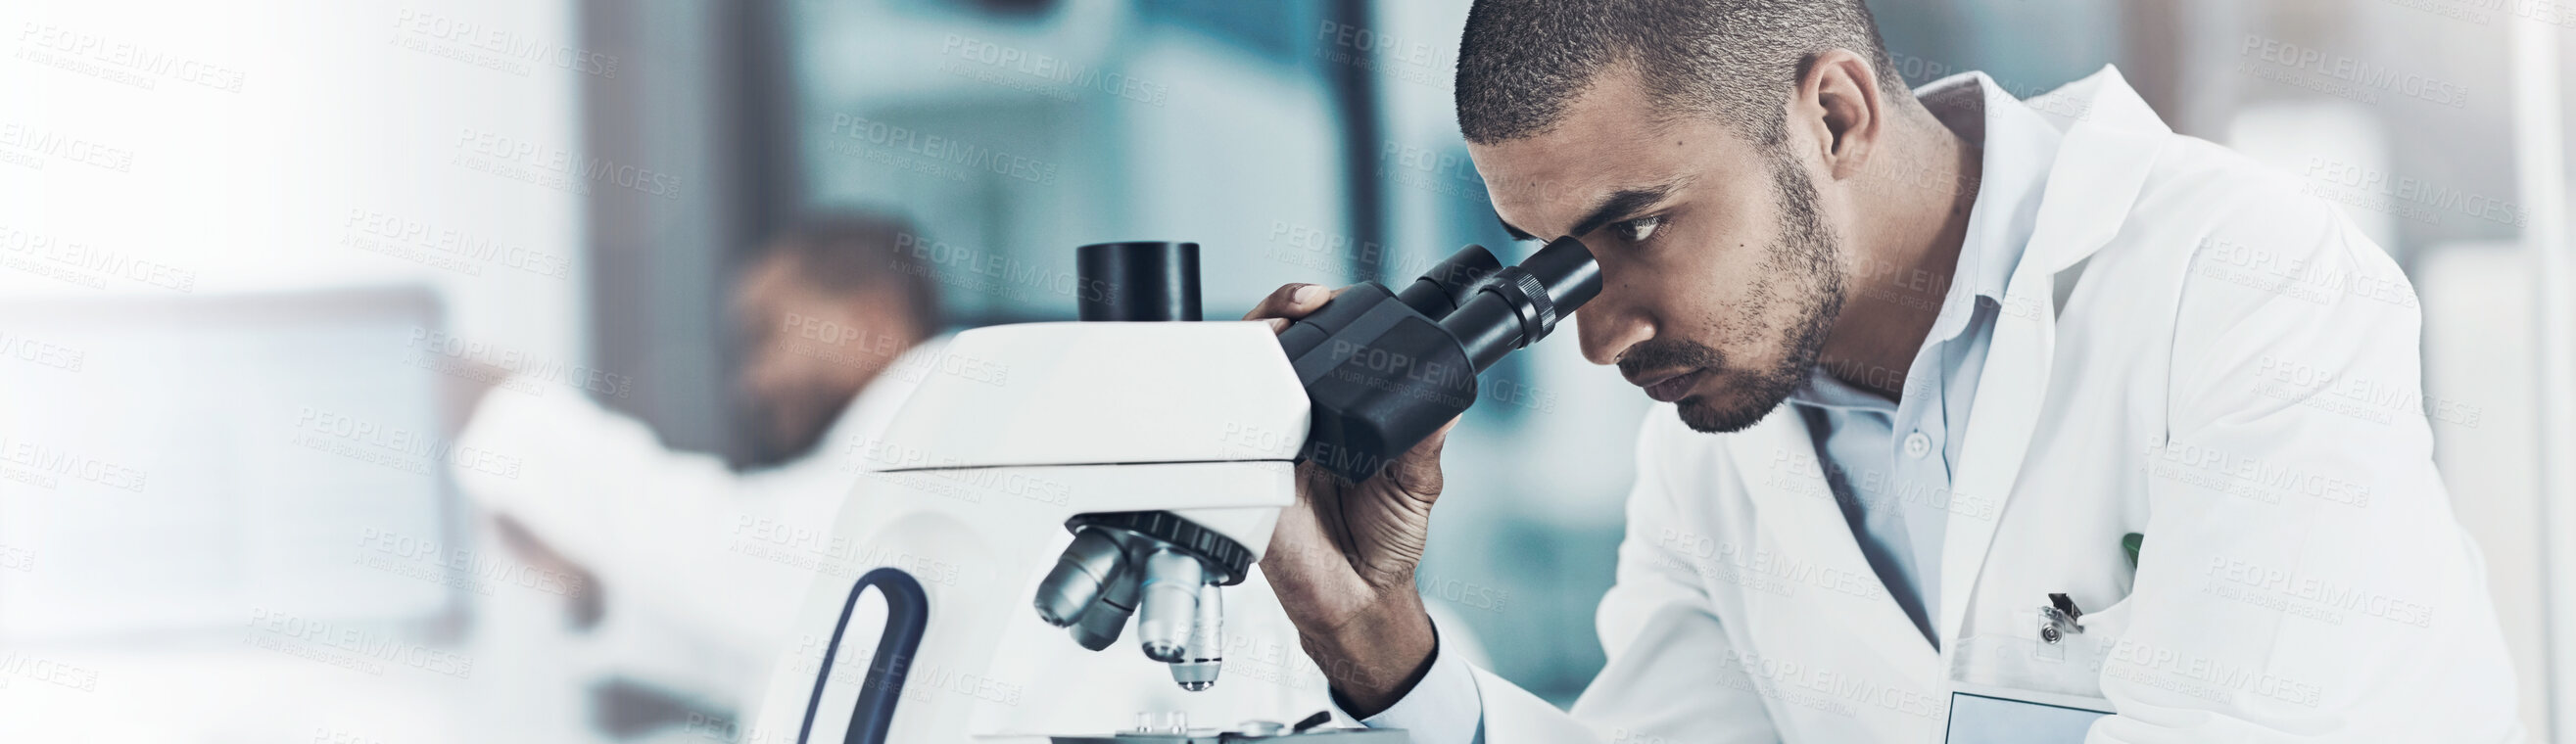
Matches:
[0,1,590,740]
[0,0,585,361]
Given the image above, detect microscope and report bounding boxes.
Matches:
[745,237,1599,744]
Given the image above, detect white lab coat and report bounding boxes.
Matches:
[452,341,950,707]
[1469,67,2522,743]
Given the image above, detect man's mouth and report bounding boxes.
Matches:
[1634,369,1706,403]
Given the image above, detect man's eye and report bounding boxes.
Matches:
[1610,215,1664,244]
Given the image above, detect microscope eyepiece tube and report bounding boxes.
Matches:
[1440,236,1602,372]
[1034,528,1128,628]
[1278,236,1602,483]
[1134,546,1204,663]
[1169,581,1223,691]
[1392,244,1503,319]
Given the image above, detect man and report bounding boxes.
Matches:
[453,212,950,720]
[1247,1,2519,742]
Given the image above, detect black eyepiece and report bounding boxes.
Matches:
[1275,237,1601,482]
[1439,236,1601,371]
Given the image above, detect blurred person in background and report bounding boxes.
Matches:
[447,210,952,730]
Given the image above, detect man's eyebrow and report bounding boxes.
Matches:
[1495,176,1691,242]
[1567,183,1680,239]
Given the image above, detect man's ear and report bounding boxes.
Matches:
[1795,48,1885,181]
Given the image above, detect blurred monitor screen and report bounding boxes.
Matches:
[0,286,461,640]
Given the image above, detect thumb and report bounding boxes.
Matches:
[1383,417,1457,499]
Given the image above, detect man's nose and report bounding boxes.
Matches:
[1575,296,1652,367]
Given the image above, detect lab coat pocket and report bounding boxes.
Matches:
[1944,596,2131,743]
[1955,592,2135,705]
[1953,598,2130,742]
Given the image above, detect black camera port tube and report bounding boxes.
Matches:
[1076,241,1203,321]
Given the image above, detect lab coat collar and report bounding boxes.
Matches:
[1933,65,2171,658]
[1791,364,1899,415]
[1921,71,2062,317]
[1783,70,2061,413]
[1734,66,2172,673]
[2012,66,2171,276]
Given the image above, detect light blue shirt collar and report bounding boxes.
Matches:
[1791,70,2061,410]
[1930,70,2061,325]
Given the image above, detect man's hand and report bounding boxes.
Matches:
[436,358,510,440]
[1245,283,1453,718]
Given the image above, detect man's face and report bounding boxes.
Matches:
[1471,68,1845,434]
[730,254,910,462]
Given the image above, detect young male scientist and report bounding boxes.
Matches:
[1247,1,2519,741]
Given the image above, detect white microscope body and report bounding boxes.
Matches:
[746,239,1598,744]
[742,320,1311,743]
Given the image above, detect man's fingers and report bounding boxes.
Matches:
[1242,283,1333,322]
[491,514,603,628]
[491,515,551,563]
[1241,283,1316,321]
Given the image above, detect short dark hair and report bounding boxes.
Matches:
[756,210,942,337]
[1455,0,1905,146]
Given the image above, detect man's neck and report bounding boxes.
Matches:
[1817,108,1982,400]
